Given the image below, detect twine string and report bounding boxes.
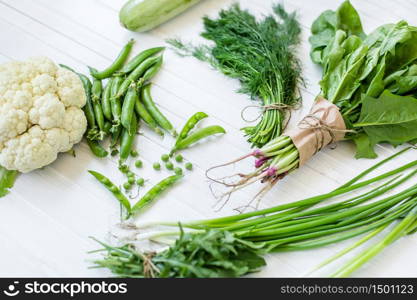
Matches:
[240,103,295,123]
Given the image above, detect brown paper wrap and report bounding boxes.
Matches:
[284,97,346,166]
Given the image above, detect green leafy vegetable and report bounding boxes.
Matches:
[92,229,265,278]
[0,166,18,198]
[168,3,302,148]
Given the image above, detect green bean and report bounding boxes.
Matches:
[119,113,138,162]
[86,139,108,158]
[116,46,165,75]
[131,175,183,215]
[176,112,208,144]
[90,39,135,79]
[116,55,160,98]
[88,170,131,214]
[121,84,138,135]
[135,91,163,136]
[141,55,163,82]
[171,125,226,154]
[141,83,176,136]
[102,78,113,121]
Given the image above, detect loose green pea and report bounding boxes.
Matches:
[135,160,143,168]
[123,182,132,190]
[128,177,135,184]
[174,167,183,175]
[136,178,145,186]
[131,150,139,157]
[175,154,183,163]
[127,171,135,178]
[185,162,193,170]
[153,162,161,170]
[161,154,170,162]
[119,164,129,173]
[165,161,174,170]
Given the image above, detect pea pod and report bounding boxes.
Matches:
[131,175,182,215]
[101,78,113,121]
[116,55,160,98]
[90,39,135,79]
[86,139,108,158]
[90,69,105,134]
[176,112,208,145]
[116,46,165,75]
[135,91,163,136]
[141,55,163,82]
[141,83,176,136]
[103,121,112,134]
[110,76,124,126]
[88,170,131,216]
[121,84,137,135]
[120,113,138,162]
[171,125,226,154]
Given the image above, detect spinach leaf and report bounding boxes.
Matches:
[355,91,417,151]
[352,133,378,159]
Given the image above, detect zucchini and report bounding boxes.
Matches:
[119,0,202,32]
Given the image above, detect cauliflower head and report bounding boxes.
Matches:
[0,57,87,173]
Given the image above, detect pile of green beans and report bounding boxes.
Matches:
[65,39,176,160]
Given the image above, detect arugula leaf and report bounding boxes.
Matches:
[0,166,18,198]
[92,229,266,278]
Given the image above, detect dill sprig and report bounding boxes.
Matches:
[168,3,303,148]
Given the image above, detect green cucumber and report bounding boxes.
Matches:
[119,0,202,32]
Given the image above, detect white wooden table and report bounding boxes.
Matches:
[0,0,416,277]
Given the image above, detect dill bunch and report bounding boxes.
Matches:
[168,3,303,148]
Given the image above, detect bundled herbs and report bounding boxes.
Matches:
[207,1,417,205]
[96,149,417,277]
[92,229,265,278]
[168,3,303,148]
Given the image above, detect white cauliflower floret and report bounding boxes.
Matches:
[0,57,87,173]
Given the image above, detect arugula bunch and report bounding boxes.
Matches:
[311,1,417,158]
[168,4,302,148]
[92,229,266,278]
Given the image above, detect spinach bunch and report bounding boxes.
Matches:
[92,229,266,278]
[310,1,417,158]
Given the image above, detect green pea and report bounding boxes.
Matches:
[135,160,143,168]
[153,162,161,170]
[185,162,193,170]
[136,178,145,186]
[119,164,129,173]
[174,167,183,176]
[131,150,139,157]
[123,182,132,190]
[165,162,174,170]
[161,154,170,162]
[175,154,183,163]
[128,177,135,184]
[109,185,118,193]
[127,171,135,178]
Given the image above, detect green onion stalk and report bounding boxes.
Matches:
[206,1,417,206]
